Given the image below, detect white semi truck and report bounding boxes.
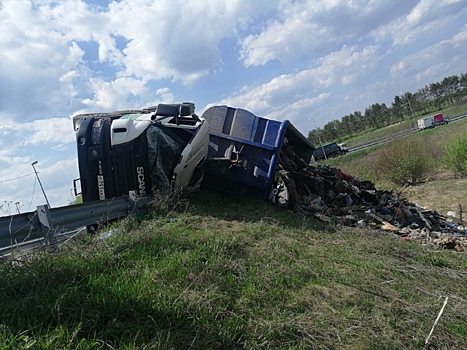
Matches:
[417,113,448,130]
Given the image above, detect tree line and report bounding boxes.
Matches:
[307,72,467,145]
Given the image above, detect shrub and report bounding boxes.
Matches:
[374,138,434,186]
[444,134,467,177]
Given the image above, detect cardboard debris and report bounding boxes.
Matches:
[274,142,467,251]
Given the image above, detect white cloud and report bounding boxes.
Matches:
[372,0,467,47]
[314,45,381,86]
[390,25,467,82]
[214,45,381,119]
[25,118,76,145]
[266,93,331,124]
[0,0,276,121]
[239,0,416,67]
[0,1,94,120]
[2,0,465,125]
[0,117,75,150]
[80,77,151,111]
[106,0,252,83]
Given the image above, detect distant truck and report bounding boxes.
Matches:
[417,113,448,130]
[312,142,348,162]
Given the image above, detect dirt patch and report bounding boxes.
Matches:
[401,177,467,219]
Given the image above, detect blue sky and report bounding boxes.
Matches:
[1,0,466,215]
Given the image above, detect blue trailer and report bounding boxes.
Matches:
[201,105,315,200]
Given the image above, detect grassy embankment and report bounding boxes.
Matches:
[1,190,467,349]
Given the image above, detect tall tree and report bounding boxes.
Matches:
[429,82,444,109]
[460,73,467,91]
[391,95,404,123]
[441,75,460,103]
[400,92,415,117]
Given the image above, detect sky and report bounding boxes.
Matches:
[0,0,466,215]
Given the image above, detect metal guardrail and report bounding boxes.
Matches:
[0,195,141,254]
[447,111,467,122]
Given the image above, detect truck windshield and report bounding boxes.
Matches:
[147,125,187,193]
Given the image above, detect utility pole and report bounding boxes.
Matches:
[401,92,416,128]
[310,118,327,160]
[31,161,51,208]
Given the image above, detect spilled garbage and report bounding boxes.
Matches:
[273,141,467,252]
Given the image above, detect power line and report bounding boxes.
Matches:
[0,172,35,183]
[25,175,37,213]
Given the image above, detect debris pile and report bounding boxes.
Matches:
[273,143,467,251]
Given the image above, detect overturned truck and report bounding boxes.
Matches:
[73,103,467,250]
[73,103,314,208]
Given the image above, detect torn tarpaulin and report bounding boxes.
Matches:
[271,143,467,251]
[147,125,184,193]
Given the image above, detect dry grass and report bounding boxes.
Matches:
[401,175,467,218]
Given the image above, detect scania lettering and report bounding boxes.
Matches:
[136,166,146,196]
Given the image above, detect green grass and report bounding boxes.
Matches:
[342,101,467,149]
[1,191,466,349]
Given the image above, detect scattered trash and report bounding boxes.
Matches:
[425,296,449,346]
[273,142,467,251]
[100,229,118,240]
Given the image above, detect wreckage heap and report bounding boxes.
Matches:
[275,142,467,252]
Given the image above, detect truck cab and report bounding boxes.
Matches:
[73,103,209,202]
[337,143,348,152]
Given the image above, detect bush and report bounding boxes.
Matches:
[374,138,434,186]
[444,134,467,177]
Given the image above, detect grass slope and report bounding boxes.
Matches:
[1,191,466,350]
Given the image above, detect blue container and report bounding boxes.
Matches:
[201,105,314,199]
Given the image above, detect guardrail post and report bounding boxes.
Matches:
[37,205,56,246]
